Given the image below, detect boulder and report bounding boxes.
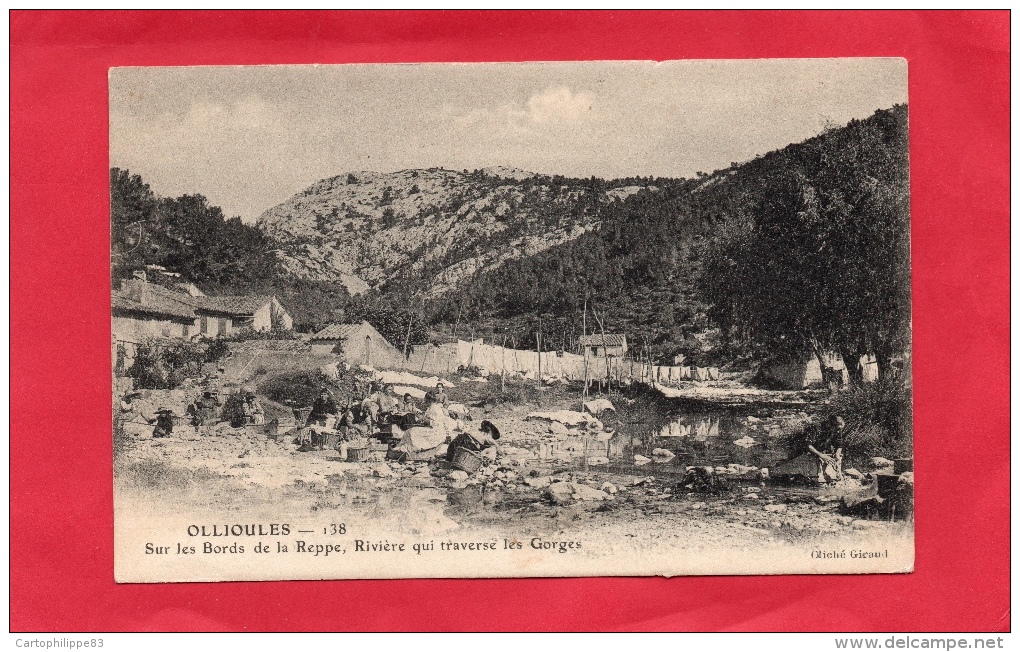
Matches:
[524,475,553,489]
[448,470,469,482]
[600,482,618,495]
[634,455,651,465]
[763,504,787,512]
[772,453,819,483]
[583,398,616,416]
[570,483,610,502]
[371,464,394,478]
[548,421,570,436]
[545,482,575,505]
[500,446,535,461]
[651,448,676,461]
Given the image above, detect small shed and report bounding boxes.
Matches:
[192,295,293,336]
[578,333,628,358]
[310,321,404,367]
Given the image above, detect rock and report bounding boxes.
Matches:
[852,519,885,530]
[372,464,394,478]
[651,448,675,461]
[524,475,553,489]
[448,470,469,482]
[898,471,914,487]
[634,455,651,465]
[843,468,864,480]
[746,416,761,423]
[548,422,570,436]
[500,446,535,460]
[733,436,756,448]
[691,502,707,509]
[545,482,575,505]
[763,504,787,512]
[586,456,610,466]
[482,490,500,504]
[571,483,610,501]
[871,456,894,469]
[744,493,759,500]
[600,482,618,495]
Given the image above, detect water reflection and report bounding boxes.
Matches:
[523,411,792,474]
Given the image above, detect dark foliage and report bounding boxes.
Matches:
[127,338,228,389]
[424,106,910,371]
[111,168,353,331]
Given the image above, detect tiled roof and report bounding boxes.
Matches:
[112,290,196,320]
[310,322,369,341]
[578,333,627,347]
[191,295,274,316]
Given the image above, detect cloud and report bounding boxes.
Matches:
[518,86,594,125]
[179,95,273,133]
[444,86,596,133]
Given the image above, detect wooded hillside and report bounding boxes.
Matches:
[428,105,910,369]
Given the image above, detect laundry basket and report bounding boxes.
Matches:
[451,447,484,473]
[346,446,371,462]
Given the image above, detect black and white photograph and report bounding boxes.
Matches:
[110,60,913,582]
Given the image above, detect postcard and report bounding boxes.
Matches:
[111,60,913,582]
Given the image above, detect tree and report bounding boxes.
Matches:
[699,105,910,383]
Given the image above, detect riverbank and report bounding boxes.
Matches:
[115,374,912,580]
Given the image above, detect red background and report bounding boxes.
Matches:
[9,10,1010,632]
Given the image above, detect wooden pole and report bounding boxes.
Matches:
[500,334,507,393]
[402,312,414,359]
[592,306,612,395]
[535,317,542,389]
[582,298,589,403]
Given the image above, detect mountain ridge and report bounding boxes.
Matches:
[256,167,653,297]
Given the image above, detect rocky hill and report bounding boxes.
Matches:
[256,167,649,297]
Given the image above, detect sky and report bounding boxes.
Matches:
[110,59,907,223]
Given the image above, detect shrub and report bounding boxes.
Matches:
[257,366,366,409]
[205,338,230,363]
[479,377,541,406]
[782,376,912,467]
[128,338,206,389]
[828,376,913,461]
